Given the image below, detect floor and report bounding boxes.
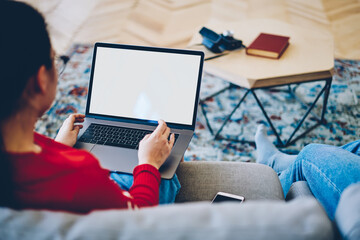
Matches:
[20,0,360,60]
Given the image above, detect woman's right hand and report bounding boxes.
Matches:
[138,120,175,170]
[55,113,85,147]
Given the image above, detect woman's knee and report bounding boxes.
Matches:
[299,143,323,156]
[297,143,336,163]
[298,143,357,167]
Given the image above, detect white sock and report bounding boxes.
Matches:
[255,124,297,172]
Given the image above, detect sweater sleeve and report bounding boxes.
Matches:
[128,164,161,208]
[71,164,161,213]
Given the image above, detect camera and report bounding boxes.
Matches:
[199,27,244,54]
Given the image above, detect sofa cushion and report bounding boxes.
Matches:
[285,181,314,201]
[335,183,360,240]
[175,161,284,202]
[0,197,333,240]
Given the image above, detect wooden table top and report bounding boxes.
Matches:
[189,19,335,89]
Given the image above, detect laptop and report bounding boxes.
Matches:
[74,42,204,179]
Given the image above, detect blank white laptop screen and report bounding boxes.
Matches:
[89,46,201,126]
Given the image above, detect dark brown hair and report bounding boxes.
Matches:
[0,1,52,206]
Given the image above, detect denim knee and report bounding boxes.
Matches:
[297,143,323,162]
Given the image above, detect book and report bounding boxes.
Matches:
[246,33,290,59]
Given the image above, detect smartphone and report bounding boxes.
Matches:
[211,192,245,203]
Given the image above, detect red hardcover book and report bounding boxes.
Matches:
[246,33,290,59]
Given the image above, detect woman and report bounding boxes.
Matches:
[0,1,178,213]
[255,124,360,219]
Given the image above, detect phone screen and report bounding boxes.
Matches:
[212,194,244,203]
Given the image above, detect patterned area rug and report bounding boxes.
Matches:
[36,44,360,162]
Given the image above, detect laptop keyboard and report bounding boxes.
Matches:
[78,123,179,150]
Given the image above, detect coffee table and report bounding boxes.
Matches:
[189,19,334,147]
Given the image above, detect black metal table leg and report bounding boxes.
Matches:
[251,90,285,146]
[285,77,332,146]
[199,77,333,147]
[199,84,237,135]
[321,78,332,122]
[214,89,250,139]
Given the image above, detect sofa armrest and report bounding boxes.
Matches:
[175,161,284,203]
[335,183,360,240]
[0,198,334,240]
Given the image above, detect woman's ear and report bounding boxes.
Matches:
[35,65,48,94]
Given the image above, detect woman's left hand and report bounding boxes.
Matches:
[55,113,85,147]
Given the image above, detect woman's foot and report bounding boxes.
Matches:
[255,125,297,173]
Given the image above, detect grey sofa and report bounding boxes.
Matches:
[0,161,359,240]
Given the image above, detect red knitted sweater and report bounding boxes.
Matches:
[8,133,161,213]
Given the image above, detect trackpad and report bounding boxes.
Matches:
[91,145,138,174]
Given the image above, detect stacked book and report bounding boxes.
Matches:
[124,0,212,47]
[286,0,360,59]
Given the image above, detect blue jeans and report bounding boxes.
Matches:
[278,140,360,220]
[110,172,181,204]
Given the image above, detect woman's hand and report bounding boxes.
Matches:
[55,113,85,147]
[138,120,175,170]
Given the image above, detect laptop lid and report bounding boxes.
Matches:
[86,42,204,130]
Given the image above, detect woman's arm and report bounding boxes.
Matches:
[70,120,174,212]
[71,163,161,212]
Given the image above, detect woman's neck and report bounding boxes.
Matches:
[1,109,41,153]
